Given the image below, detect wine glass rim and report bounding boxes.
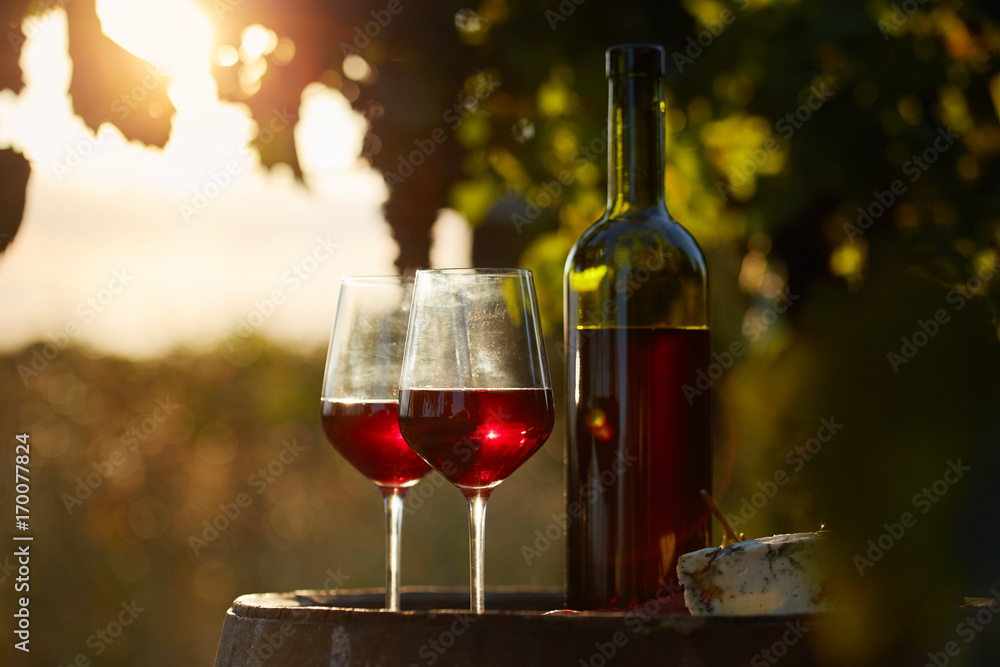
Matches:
[340,275,415,286]
[415,268,532,277]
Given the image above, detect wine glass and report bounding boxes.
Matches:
[320,276,432,611]
[397,268,554,613]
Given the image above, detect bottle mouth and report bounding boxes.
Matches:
[606,44,665,79]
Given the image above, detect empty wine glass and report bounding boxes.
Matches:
[321,276,431,611]
[397,269,554,613]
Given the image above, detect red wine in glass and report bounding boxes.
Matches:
[398,388,554,489]
[397,268,553,612]
[321,399,431,488]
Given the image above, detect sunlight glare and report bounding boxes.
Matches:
[342,54,372,82]
[216,45,239,67]
[295,82,367,182]
[96,0,212,80]
[0,0,413,359]
[0,9,69,156]
[272,38,296,66]
[239,57,267,93]
[240,24,276,63]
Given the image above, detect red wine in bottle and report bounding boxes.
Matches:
[321,399,431,488]
[564,45,711,609]
[398,388,555,489]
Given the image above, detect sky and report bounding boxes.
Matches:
[0,0,471,359]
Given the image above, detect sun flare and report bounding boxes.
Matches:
[0,0,411,358]
[95,0,213,80]
[95,0,216,114]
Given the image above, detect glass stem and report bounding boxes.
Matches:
[464,489,491,613]
[382,486,407,612]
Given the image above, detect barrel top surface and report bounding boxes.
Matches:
[226,587,829,629]
[214,588,833,667]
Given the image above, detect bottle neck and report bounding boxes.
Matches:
[606,74,667,215]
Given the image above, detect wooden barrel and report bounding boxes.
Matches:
[214,587,824,666]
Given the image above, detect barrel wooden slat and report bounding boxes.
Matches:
[214,587,824,666]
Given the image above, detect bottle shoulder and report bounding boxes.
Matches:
[567,209,706,272]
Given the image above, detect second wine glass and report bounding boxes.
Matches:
[397,268,554,613]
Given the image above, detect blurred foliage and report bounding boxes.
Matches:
[202,0,1000,663]
[0,147,30,253]
[0,343,565,665]
[0,0,998,664]
[65,0,175,146]
[0,0,29,252]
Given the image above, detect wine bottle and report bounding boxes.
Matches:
[564,44,711,610]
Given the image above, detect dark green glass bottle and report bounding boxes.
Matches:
[564,44,711,609]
